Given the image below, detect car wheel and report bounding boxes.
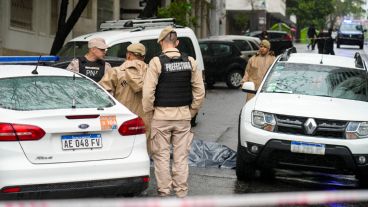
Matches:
[226,70,243,89]
[260,168,275,181]
[356,173,368,187]
[191,113,198,127]
[360,43,364,49]
[236,143,256,181]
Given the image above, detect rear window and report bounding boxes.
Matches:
[233,40,252,51]
[140,37,196,63]
[57,41,132,59]
[0,76,115,111]
[58,42,89,58]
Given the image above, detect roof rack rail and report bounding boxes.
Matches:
[279,47,297,61]
[354,52,364,69]
[100,18,176,30]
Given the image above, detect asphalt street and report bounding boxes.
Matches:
[143,42,368,198]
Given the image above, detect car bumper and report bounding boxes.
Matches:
[337,38,363,45]
[239,121,368,174]
[0,136,150,198]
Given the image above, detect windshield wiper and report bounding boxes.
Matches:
[267,89,293,94]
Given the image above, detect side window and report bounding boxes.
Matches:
[211,43,232,56]
[140,39,162,63]
[106,42,132,58]
[177,37,196,59]
[199,43,211,56]
[249,41,260,50]
[233,40,252,51]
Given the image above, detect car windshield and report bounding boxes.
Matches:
[0,76,115,111]
[340,23,363,31]
[261,62,368,102]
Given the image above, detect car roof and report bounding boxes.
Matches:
[0,65,80,78]
[209,35,261,43]
[70,26,195,45]
[199,39,235,43]
[284,53,363,69]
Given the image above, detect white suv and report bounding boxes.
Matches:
[237,50,368,185]
[57,18,204,71]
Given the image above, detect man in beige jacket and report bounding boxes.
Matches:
[142,26,205,198]
[99,43,149,132]
[241,39,275,101]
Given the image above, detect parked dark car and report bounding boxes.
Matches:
[336,20,366,49]
[209,35,260,62]
[248,30,293,55]
[199,39,247,89]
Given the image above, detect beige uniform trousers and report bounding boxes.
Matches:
[150,119,193,198]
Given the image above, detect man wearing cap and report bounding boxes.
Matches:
[67,37,111,82]
[142,26,205,198]
[241,39,275,101]
[99,43,148,127]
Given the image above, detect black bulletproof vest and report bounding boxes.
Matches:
[154,53,193,107]
[77,57,106,82]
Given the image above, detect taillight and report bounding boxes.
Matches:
[284,34,292,41]
[1,186,21,193]
[66,115,100,119]
[0,123,17,141]
[0,123,45,141]
[119,117,145,136]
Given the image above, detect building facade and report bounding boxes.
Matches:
[225,0,293,34]
[0,0,120,56]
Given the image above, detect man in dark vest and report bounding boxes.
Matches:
[142,26,205,198]
[67,37,111,82]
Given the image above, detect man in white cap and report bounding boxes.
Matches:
[99,43,150,149]
[67,37,112,82]
[142,26,205,198]
[241,39,275,101]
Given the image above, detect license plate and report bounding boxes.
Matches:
[290,141,325,155]
[61,134,102,150]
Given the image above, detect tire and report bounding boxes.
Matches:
[226,70,243,89]
[260,168,275,181]
[236,143,256,181]
[360,43,364,49]
[356,173,368,187]
[191,113,198,127]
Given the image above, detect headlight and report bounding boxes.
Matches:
[252,110,276,132]
[346,122,368,139]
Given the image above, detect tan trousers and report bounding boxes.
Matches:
[150,119,193,197]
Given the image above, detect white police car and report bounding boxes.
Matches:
[237,50,368,185]
[0,56,149,199]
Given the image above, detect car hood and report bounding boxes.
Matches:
[340,31,362,35]
[253,93,368,121]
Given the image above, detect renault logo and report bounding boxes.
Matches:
[304,118,317,135]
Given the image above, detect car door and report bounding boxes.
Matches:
[209,42,234,80]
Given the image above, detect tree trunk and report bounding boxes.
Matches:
[138,0,159,18]
[50,0,90,55]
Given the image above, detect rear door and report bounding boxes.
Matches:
[0,75,142,164]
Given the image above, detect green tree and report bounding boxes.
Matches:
[328,0,365,28]
[157,1,197,27]
[287,0,335,30]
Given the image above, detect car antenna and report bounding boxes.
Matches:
[72,73,76,109]
[32,56,42,75]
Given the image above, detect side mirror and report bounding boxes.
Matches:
[242,82,256,94]
[364,29,367,33]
